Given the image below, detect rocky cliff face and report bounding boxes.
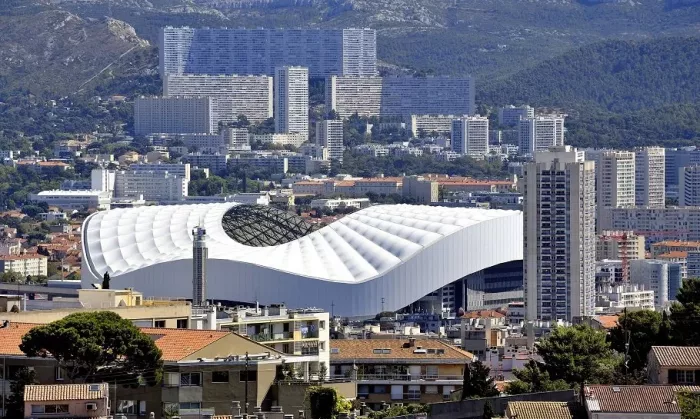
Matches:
[0,9,152,95]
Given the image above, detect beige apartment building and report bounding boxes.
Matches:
[0,254,48,277]
[330,338,472,409]
[596,230,645,261]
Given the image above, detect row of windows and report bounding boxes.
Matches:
[166,370,258,386]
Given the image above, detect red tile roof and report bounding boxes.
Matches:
[506,401,583,419]
[330,338,473,362]
[24,383,108,402]
[0,323,232,362]
[596,315,619,329]
[650,346,700,367]
[585,385,700,413]
[462,310,505,319]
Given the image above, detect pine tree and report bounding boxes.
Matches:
[460,360,500,400]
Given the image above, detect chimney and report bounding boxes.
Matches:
[408,338,416,347]
[231,401,242,416]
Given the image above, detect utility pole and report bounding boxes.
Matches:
[244,352,249,415]
[381,297,385,313]
[330,301,334,319]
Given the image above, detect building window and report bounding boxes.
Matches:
[180,372,202,386]
[212,371,229,383]
[55,367,64,381]
[176,319,188,329]
[154,320,166,328]
[319,342,325,351]
[676,370,696,384]
[31,404,69,414]
[319,320,326,329]
[118,400,137,414]
[240,371,257,381]
[179,402,201,410]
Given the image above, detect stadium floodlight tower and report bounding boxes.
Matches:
[192,225,208,306]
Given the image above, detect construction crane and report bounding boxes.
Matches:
[599,231,630,282]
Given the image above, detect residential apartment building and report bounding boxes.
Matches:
[28,190,111,211]
[164,74,273,124]
[630,259,682,309]
[402,176,439,204]
[595,283,655,313]
[410,114,462,137]
[159,27,376,78]
[275,66,309,139]
[129,163,191,182]
[679,165,700,206]
[635,147,666,208]
[316,120,344,163]
[310,198,370,210]
[665,146,700,188]
[134,97,214,135]
[0,254,48,276]
[330,338,472,409]
[647,346,700,384]
[113,170,188,202]
[250,133,308,148]
[650,240,700,258]
[498,105,535,126]
[586,150,635,231]
[518,116,565,156]
[230,155,289,174]
[0,323,353,419]
[182,153,229,175]
[686,251,700,282]
[218,304,330,373]
[221,127,251,150]
[523,146,596,321]
[596,231,645,261]
[603,207,700,243]
[24,383,110,419]
[451,116,489,157]
[325,76,475,120]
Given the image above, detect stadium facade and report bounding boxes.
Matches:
[81,203,523,317]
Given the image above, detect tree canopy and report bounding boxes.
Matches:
[670,277,700,346]
[536,325,618,393]
[460,360,500,400]
[20,311,163,385]
[504,360,571,395]
[608,310,668,373]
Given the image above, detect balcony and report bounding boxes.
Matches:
[249,332,293,342]
[335,373,462,382]
[301,330,319,339]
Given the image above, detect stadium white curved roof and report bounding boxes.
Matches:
[82,203,523,317]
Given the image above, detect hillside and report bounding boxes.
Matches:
[1,0,696,92]
[479,37,700,113]
[0,9,154,96]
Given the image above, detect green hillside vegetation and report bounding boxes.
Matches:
[479,37,700,112]
[480,37,700,148]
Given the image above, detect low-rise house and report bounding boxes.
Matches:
[330,337,472,409]
[647,346,700,384]
[506,401,584,419]
[24,383,110,419]
[583,385,700,419]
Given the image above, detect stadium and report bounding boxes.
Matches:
[81,203,523,317]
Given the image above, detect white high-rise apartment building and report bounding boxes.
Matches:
[160,27,376,78]
[523,146,596,321]
[451,116,489,157]
[518,116,565,155]
[630,259,672,309]
[134,97,214,135]
[325,76,475,120]
[410,115,463,137]
[316,120,344,163]
[635,147,665,208]
[586,150,636,231]
[113,170,188,202]
[679,165,700,206]
[129,163,191,182]
[164,75,273,124]
[498,105,535,126]
[275,66,309,139]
